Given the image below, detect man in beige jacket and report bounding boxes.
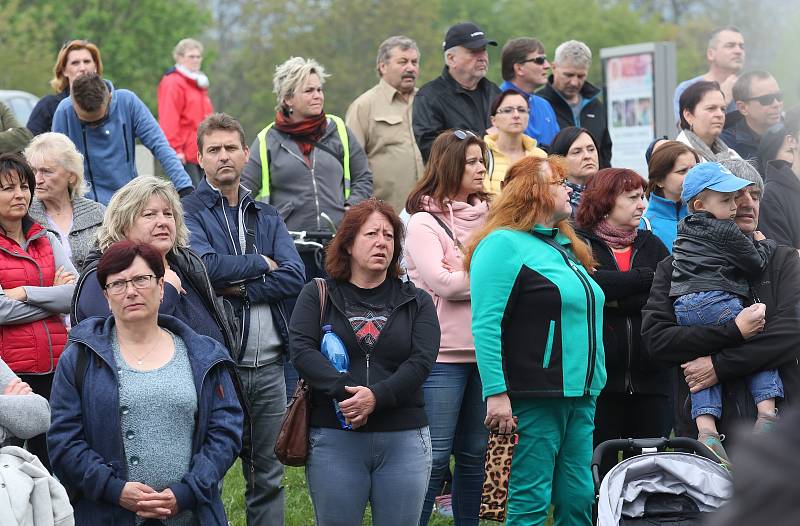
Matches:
[346,36,424,213]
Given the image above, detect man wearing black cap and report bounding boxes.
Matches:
[413,22,501,161]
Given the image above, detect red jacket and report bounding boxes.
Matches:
[0,222,68,374]
[157,68,214,164]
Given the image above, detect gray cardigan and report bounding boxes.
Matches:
[29,196,105,272]
[0,358,50,443]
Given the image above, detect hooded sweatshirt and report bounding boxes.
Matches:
[404,196,489,362]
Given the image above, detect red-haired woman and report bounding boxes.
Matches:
[289,198,440,525]
[575,168,671,474]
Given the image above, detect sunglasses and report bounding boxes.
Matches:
[520,56,548,66]
[453,129,477,140]
[745,92,783,105]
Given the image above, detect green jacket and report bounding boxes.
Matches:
[470,226,606,399]
[0,101,32,154]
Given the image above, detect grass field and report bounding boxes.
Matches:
[222,460,520,525]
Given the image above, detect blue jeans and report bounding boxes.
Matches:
[239,362,287,525]
[306,426,432,526]
[419,362,488,525]
[674,291,784,420]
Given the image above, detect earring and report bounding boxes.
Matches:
[689,123,694,132]
[287,106,294,115]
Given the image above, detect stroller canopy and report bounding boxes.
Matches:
[597,452,733,525]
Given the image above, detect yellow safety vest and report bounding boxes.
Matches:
[256,114,350,200]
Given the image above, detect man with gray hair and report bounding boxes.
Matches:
[413,22,500,161]
[673,27,745,122]
[540,40,612,167]
[346,36,424,212]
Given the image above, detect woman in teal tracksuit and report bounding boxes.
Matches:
[466,155,605,526]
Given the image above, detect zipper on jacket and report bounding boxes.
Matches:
[604,242,640,394]
[122,123,130,163]
[81,126,97,202]
[281,145,322,230]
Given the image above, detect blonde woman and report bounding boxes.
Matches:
[241,57,373,279]
[70,176,236,355]
[24,132,105,271]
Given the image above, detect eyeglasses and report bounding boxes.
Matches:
[496,106,529,115]
[104,274,157,295]
[745,92,783,105]
[520,56,548,66]
[550,178,568,187]
[453,129,477,140]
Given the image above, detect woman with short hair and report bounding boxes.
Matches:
[467,156,605,526]
[24,132,105,271]
[48,240,243,525]
[290,198,439,526]
[71,176,236,355]
[677,80,740,162]
[549,127,599,216]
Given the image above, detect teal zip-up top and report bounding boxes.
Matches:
[470,226,606,399]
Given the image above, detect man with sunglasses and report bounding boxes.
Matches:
[499,37,559,147]
[721,71,784,165]
[413,22,500,162]
[52,73,193,205]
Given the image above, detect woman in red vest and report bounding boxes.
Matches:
[0,153,76,470]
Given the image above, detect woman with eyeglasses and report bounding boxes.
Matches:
[483,90,547,195]
[404,130,490,524]
[48,240,243,525]
[27,40,103,136]
[467,156,605,526]
[0,153,76,471]
[676,80,740,162]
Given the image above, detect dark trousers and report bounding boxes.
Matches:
[592,391,670,478]
[18,372,54,472]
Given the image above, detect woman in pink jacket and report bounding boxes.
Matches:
[404,130,490,525]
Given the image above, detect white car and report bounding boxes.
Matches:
[0,90,40,125]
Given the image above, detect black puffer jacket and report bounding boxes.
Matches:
[670,212,776,298]
[578,228,671,395]
[412,67,500,162]
[642,245,800,439]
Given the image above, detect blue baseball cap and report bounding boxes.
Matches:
[680,162,753,203]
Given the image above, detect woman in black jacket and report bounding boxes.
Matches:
[289,198,440,526]
[576,168,671,473]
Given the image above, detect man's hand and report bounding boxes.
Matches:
[753,231,766,241]
[735,302,766,339]
[681,356,719,392]
[262,255,278,272]
[2,378,33,395]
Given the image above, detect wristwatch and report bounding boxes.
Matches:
[239,283,248,302]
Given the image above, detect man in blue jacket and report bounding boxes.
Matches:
[183,112,305,525]
[53,73,193,204]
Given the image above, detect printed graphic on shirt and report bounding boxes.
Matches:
[345,300,391,352]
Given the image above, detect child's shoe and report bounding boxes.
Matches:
[698,431,731,468]
[754,410,779,433]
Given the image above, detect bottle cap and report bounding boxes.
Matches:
[322,324,332,332]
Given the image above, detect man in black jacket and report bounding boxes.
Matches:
[412,22,500,161]
[539,40,613,168]
[642,158,800,445]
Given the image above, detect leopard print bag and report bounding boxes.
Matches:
[478,431,519,521]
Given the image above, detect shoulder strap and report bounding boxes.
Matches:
[314,277,328,325]
[427,212,455,241]
[256,122,275,199]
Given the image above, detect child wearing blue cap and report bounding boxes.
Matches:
[671,162,782,467]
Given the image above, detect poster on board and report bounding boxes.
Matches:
[604,53,655,177]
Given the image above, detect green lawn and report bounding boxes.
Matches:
[222,460,516,525]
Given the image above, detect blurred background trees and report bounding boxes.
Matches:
[1,0,795,141]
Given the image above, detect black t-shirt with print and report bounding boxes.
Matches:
[339,278,394,353]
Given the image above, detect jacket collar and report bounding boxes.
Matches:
[29,197,103,232]
[68,314,233,378]
[376,78,415,104]
[646,192,687,219]
[543,76,601,106]
[765,160,800,192]
[577,225,653,249]
[195,177,258,212]
[441,66,493,95]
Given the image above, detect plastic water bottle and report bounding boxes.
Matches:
[321,325,352,430]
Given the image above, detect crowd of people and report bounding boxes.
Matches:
[0,20,797,526]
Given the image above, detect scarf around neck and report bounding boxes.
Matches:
[175,64,209,89]
[274,111,328,161]
[593,219,637,249]
[682,129,734,162]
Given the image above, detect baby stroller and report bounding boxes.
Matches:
[593,437,733,525]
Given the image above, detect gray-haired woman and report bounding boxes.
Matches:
[241,56,373,280]
[24,132,105,272]
[71,176,236,355]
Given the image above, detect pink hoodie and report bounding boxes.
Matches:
[404,196,489,362]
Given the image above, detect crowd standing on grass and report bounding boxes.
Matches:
[0,19,797,526]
